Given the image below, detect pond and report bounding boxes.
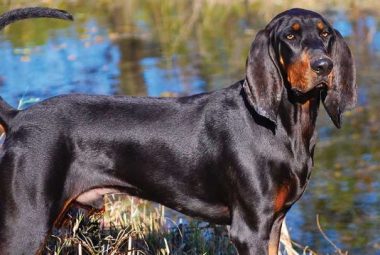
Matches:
[0,1,379,254]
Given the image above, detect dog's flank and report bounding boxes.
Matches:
[0,7,73,31]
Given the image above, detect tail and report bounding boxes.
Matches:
[0,97,17,132]
[0,7,73,31]
[0,7,73,131]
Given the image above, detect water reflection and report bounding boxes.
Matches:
[0,2,379,254]
[140,56,205,96]
[0,20,119,107]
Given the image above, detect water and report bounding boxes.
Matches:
[0,2,379,254]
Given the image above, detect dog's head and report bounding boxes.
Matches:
[243,8,356,128]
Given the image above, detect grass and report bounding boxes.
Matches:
[45,194,348,255]
[46,195,237,255]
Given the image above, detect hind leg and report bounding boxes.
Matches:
[0,147,69,254]
[0,204,54,254]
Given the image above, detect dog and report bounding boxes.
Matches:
[0,7,356,255]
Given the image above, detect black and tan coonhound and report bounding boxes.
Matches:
[0,7,356,255]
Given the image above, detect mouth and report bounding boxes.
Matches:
[315,81,328,89]
[289,80,328,103]
[291,80,328,96]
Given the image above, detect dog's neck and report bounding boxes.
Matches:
[277,88,320,159]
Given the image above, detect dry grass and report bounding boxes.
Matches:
[45,194,348,255]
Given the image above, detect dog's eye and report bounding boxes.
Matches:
[320,31,330,38]
[286,34,295,40]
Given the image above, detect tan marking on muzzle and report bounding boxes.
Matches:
[286,52,314,91]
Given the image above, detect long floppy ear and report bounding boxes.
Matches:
[322,30,356,128]
[243,30,283,125]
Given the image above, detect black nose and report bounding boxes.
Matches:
[311,58,333,76]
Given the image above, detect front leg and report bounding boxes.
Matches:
[229,202,286,255]
[228,166,295,255]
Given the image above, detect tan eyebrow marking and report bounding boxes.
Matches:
[317,21,324,30]
[291,23,300,31]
